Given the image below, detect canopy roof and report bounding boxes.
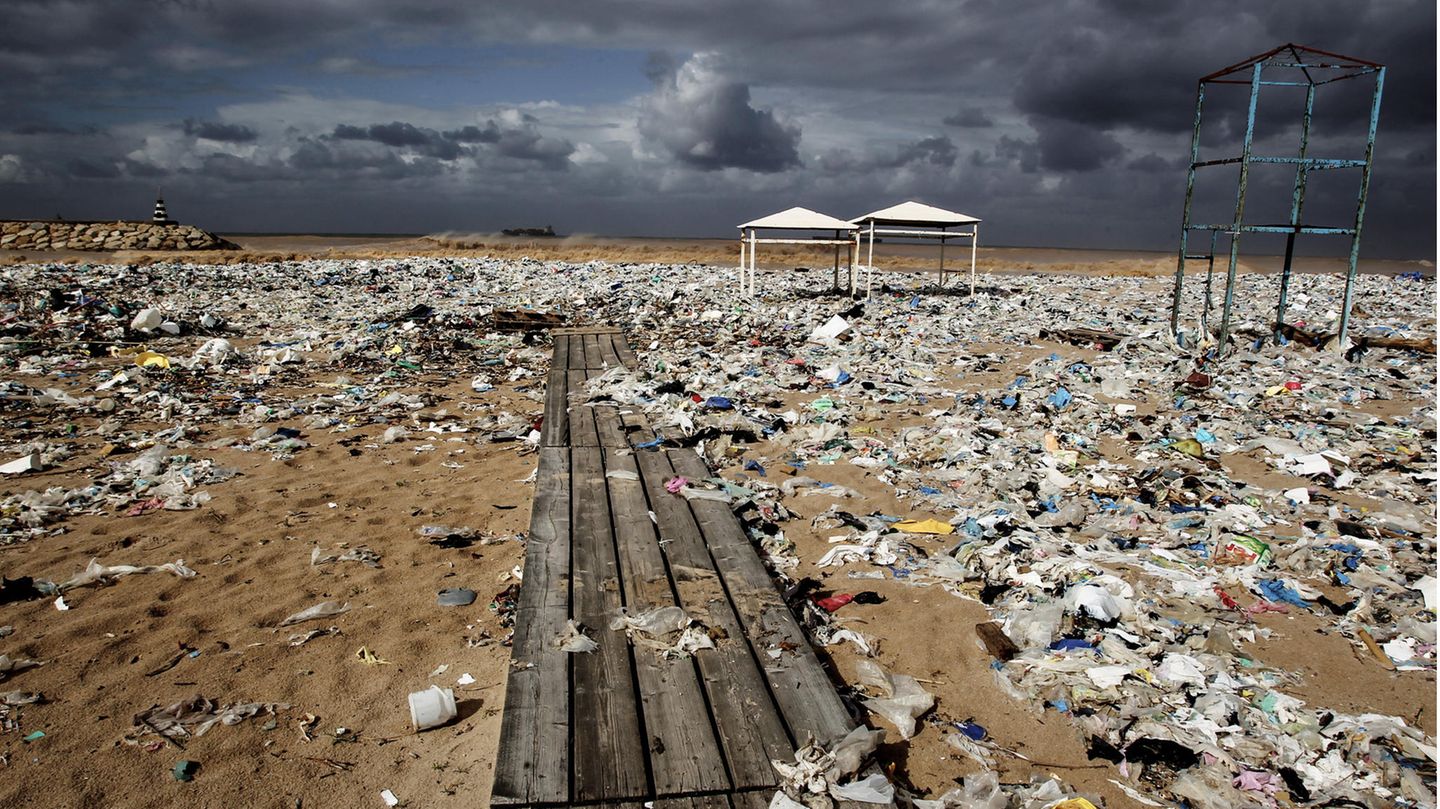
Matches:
[851,200,980,227]
[739,206,857,231]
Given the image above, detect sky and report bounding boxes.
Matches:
[0,0,1434,257]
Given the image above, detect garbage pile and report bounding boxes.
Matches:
[0,253,1432,807]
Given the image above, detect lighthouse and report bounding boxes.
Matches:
[152,194,173,225]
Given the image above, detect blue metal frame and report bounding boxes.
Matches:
[1170,43,1385,352]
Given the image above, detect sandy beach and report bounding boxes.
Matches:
[0,241,1434,809]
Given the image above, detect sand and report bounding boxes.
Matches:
[0,237,1433,808]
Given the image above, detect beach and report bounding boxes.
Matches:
[0,242,1434,808]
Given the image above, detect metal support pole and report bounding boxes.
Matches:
[969,224,978,297]
[1171,81,1207,338]
[1218,65,1264,349]
[938,234,946,287]
[1337,66,1385,353]
[832,233,840,290]
[748,229,758,298]
[1276,81,1316,340]
[1201,230,1219,332]
[738,235,746,295]
[866,221,875,298]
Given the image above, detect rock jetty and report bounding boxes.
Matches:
[0,220,239,251]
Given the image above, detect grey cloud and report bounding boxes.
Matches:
[639,53,800,173]
[184,118,258,142]
[66,157,121,179]
[1032,118,1126,172]
[443,124,500,143]
[328,121,464,160]
[943,107,994,128]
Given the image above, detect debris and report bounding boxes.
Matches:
[407,685,458,731]
[278,601,350,627]
[172,760,200,782]
[436,588,477,607]
[556,620,598,653]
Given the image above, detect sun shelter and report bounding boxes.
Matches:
[737,207,860,297]
[851,201,981,296]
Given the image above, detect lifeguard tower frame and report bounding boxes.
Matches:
[1169,44,1385,352]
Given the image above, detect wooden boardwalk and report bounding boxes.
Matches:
[492,327,858,808]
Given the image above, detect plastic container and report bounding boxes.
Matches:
[407,686,457,731]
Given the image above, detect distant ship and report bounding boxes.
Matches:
[501,225,557,237]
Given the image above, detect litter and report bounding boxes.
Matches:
[556,620,599,653]
[278,601,350,627]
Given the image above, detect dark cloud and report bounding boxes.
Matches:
[943,107,994,128]
[639,53,801,173]
[183,118,258,142]
[442,124,500,143]
[65,158,121,179]
[1031,118,1126,172]
[0,1,1428,256]
[328,121,463,159]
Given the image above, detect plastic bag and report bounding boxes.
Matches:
[855,659,933,739]
[557,620,598,653]
[278,600,350,627]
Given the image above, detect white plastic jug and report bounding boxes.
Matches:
[407,685,457,731]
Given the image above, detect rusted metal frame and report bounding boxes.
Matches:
[1275,81,1316,342]
[1217,63,1264,349]
[1336,66,1386,353]
[1170,80,1206,338]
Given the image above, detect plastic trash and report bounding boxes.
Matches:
[278,600,350,627]
[855,659,934,739]
[407,685,458,731]
[556,620,598,653]
[436,588,477,607]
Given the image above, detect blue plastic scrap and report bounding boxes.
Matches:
[1048,387,1073,409]
[1258,578,1311,608]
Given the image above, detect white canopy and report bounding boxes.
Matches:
[850,200,982,296]
[851,200,980,227]
[740,206,858,231]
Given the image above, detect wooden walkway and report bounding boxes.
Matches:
[492,327,858,808]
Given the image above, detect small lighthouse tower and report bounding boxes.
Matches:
[152,192,173,225]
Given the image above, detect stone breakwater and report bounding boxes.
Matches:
[0,220,239,251]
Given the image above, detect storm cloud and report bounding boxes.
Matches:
[0,0,1430,256]
[639,52,802,173]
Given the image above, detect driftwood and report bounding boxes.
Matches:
[1038,327,1124,351]
[490,309,565,333]
[975,621,1020,662]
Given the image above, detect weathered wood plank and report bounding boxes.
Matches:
[654,796,738,809]
[727,791,775,809]
[613,332,639,369]
[568,369,599,447]
[583,333,604,369]
[604,449,730,796]
[492,447,572,805]
[568,330,587,370]
[541,366,569,447]
[667,450,856,748]
[600,331,626,369]
[633,450,792,788]
[570,447,649,801]
[552,334,573,371]
[593,403,628,447]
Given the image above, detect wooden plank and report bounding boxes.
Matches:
[551,335,572,371]
[568,331,587,370]
[603,449,730,796]
[727,791,775,809]
[541,366,569,447]
[654,796,736,809]
[568,369,599,447]
[570,447,649,801]
[583,333,604,369]
[600,331,626,369]
[666,451,855,748]
[593,403,627,447]
[613,332,639,369]
[492,447,572,805]
[633,450,792,788]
